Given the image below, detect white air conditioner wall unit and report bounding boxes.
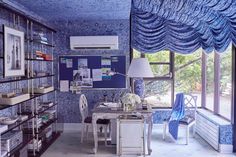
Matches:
[70,36,119,50]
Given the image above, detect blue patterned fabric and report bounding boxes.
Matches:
[131,0,236,54]
[134,78,145,98]
[169,93,185,140]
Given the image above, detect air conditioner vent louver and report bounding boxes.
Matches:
[73,47,111,50]
[70,36,118,50]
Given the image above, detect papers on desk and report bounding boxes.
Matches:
[99,102,120,108]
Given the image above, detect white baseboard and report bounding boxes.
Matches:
[57,123,83,132]
[219,144,233,153]
[59,123,164,132]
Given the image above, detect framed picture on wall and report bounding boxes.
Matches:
[3,25,25,77]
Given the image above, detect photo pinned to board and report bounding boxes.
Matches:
[101,56,112,81]
[102,68,112,80]
[92,69,102,81]
[73,68,92,88]
[60,58,66,64]
[101,57,111,66]
[66,59,73,68]
[78,58,88,68]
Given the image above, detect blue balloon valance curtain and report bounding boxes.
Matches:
[131,0,236,54]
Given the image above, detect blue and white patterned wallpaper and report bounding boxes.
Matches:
[10,0,131,20]
[51,19,130,123]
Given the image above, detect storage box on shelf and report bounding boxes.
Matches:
[1,130,23,153]
[0,93,30,106]
[0,114,35,156]
[28,139,42,152]
[28,132,60,157]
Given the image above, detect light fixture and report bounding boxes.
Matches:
[107,58,154,97]
[127,58,154,78]
[127,58,154,97]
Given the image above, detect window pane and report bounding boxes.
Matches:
[133,49,141,58]
[206,53,214,111]
[219,45,232,119]
[174,49,202,107]
[151,64,170,77]
[144,80,172,107]
[145,51,170,62]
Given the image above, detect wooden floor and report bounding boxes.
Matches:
[42,126,235,157]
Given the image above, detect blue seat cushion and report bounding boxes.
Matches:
[179,116,195,125]
[84,116,110,125]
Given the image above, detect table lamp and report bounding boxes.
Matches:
[127,58,154,98]
[107,58,154,98]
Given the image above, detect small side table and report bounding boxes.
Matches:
[116,115,145,156]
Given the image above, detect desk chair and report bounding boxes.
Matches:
[163,94,197,144]
[79,94,110,145]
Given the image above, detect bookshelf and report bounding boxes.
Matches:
[0,3,59,157]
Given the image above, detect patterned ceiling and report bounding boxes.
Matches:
[10,0,131,20]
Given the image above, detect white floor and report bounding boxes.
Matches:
[42,126,236,157]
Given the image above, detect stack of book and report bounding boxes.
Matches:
[36,51,52,61]
[0,125,8,134]
[1,130,23,153]
[21,101,42,113]
[45,125,53,138]
[33,32,48,44]
[28,139,42,151]
[23,118,42,129]
[40,102,54,108]
[36,51,44,60]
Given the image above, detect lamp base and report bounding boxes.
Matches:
[134,78,145,99]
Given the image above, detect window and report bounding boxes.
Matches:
[132,45,234,121]
[133,49,141,58]
[132,49,173,108]
[145,80,172,107]
[219,45,232,119]
[145,51,172,78]
[205,53,214,111]
[174,49,202,107]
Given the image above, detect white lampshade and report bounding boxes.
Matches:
[127,58,154,78]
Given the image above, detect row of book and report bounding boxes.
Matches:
[36,51,52,61]
[33,32,48,45]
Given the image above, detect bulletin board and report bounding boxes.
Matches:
[58,55,126,90]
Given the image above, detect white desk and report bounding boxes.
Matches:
[92,107,153,155]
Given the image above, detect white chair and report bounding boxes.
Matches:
[79,94,110,145]
[163,94,197,144]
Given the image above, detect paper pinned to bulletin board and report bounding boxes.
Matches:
[60,80,69,92]
[58,55,126,90]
